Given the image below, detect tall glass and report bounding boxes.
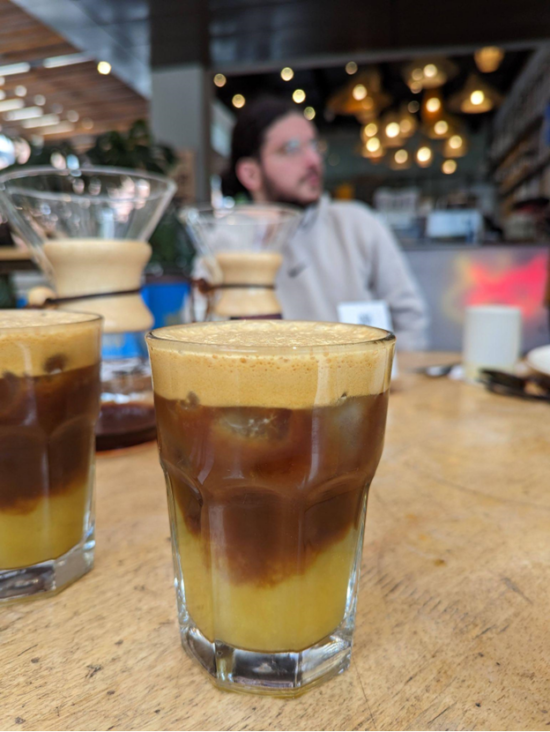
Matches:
[0,310,102,601]
[147,320,395,696]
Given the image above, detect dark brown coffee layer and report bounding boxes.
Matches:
[155,391,389,586]
[0,363,100,513]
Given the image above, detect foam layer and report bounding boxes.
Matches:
[0,310,102,377]
[147,320,394,408]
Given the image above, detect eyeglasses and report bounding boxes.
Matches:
[269,138,326,159]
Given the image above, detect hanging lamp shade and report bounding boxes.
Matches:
[327,69,391,120]
[360,121,380,143]
[397,103,418,139]
[443,133,469,158]
[415,145,433,168]
[357,136,386,161]
[474,47,504,73]
[380,111,405,148]
[402,57,458,90]
[448,74,503,114]
[421,89,444,123]
[390,148,412,170]
[423,111,461,140]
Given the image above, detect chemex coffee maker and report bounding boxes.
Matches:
[182,204,300,320]
[0,166,175,450]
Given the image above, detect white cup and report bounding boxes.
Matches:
[462,305,522,381]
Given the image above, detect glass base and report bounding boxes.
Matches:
[180,619,353,697]
[0,528,94,603]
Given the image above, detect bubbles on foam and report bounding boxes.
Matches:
[0,310,99,329]
[154,320,390,349]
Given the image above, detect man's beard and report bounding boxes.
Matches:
[261,170,322,210]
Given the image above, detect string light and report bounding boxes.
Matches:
[345,62,358,75]
[232,94,245,108]
[434,120,449,136]
[352,84,367,101]
[395,149,408,164]
[281,67,294,81]
[304,106,316,120]
[97,61,111,75]
[408,101,420,113]
[214,73,226,88]
[292,89,306,103]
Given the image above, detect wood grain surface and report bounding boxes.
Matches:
[1,353,549,731]
[0,0,148,141]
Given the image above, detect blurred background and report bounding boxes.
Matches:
[0,0,549,350]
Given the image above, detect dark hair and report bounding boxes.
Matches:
[221,96,296,198]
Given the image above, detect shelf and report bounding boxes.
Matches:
[499,152,550,199]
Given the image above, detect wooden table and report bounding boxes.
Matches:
[2,354,549,731]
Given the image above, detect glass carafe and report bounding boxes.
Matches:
[0,166,176,450]
[182,205,300,320]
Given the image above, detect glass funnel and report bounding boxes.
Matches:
[182,204,300,319]
[0,166,176,450]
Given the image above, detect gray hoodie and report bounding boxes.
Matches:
[276,195,429,351]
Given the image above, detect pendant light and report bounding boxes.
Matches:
[474,47,504,73]
[421,89,444,123]
[416,145,433,168]
[402,57,458,91]
[443,133,468,158]
[390,148,412,170]
[449,74,502,114]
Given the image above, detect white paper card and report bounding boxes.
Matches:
[337,300,398,378]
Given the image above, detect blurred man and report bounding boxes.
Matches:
[221,96,429,350]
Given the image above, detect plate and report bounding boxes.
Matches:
[526,345,550,377]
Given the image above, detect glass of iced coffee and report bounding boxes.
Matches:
[147,320,395,696]
[0,310,102,602]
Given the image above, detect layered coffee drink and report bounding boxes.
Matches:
[147,320,394,694]
[0,310,102,596]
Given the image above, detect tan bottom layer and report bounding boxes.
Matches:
[0,480,92,569]
[173,500,360,652]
